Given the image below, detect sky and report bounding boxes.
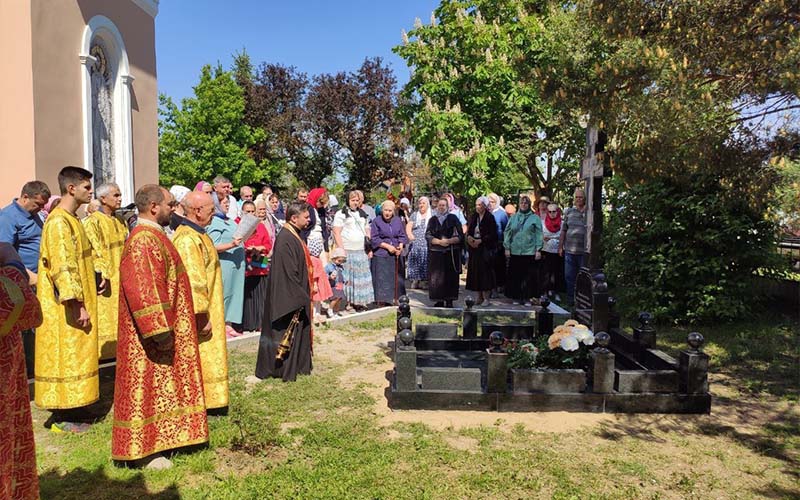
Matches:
[155,0,439,102]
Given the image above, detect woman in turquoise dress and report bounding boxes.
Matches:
[208,196,246,335]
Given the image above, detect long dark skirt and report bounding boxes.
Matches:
[505,255,539,301]
[466,246,496,292]
[493,249,507,288]
[255,309,312,382]
[242,275,268,331]
[371,254,405,304]
[541,251,564,295]
[428,249,461,301]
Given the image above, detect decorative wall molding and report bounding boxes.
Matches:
[80,15,135,204]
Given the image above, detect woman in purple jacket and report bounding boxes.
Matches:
[370,200,408,306]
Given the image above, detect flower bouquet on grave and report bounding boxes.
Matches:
[504,339,539,369]
[533,320,595,370]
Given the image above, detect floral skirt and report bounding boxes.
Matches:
[343,249,374,306]
[406,239,429,281]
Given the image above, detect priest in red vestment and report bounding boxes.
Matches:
[112,185,208,468]
[0,243,42,500]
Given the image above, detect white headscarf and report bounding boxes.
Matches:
[169,185,191,204]
[415,196,432,226]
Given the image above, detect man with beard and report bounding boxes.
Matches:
[112,185,208,469]
[255,201,313,382]
[83,182,128,360]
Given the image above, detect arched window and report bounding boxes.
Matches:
[79,16,135,203]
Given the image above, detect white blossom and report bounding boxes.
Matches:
[573,327,595,345]
[560,336,580,352]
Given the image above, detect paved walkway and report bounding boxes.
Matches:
[405,275,570,316]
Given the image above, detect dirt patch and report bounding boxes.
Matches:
[215,447,288,476]
[443,434,479,452]
[385,429,411,440]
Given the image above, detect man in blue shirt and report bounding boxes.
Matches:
[0,180,51,376]
[0,181,51,283]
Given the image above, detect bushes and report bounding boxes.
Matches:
[605,172,778,323]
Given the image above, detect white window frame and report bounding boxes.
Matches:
[79,15,135,204]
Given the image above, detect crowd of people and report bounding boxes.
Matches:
[0,166,588,497]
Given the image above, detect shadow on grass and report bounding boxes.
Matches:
[39,467,179,499]
[596,395,800,497]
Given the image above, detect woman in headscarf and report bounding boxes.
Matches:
[195,181,213,195]
[444,192,467,234]
[398,197,411,224]
[503,195,543,306]
[332,190,374,309]
[426,198,464,308]
[39,196,61,222]
[541,202,564,301]
[407,196,432,289]
[207,196,246,336]
[167,185,191,235]
[267,193,285,228]
[255,198,276,246]
[536,196,551,220]
[370,200,408,306]
[304,188,333,320]
[306,188,330,263]
[466,196,498,306]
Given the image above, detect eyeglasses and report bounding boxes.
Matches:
[548,210,558,213]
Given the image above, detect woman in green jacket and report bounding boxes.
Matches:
[503,195,543,306]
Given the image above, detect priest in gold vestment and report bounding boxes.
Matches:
[0,243,43,500]
[112,185,208,467]
[172,191,229,411]
[35,167,99,430]
[83,182,128,360]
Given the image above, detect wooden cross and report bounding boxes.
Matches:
[580,125,607,269]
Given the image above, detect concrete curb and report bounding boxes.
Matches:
[227,306,396,348]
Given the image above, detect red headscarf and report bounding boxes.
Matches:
[306,187,327,209]
[544,206,562,233]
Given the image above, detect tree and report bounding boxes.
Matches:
[529,0,799,321]
[394,1,585,198]
[158,64,267,188]
[305,57,403,190]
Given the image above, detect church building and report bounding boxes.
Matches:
[0,0,160,204]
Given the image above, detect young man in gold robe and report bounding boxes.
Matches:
[112,185,208,469]
[172,191,229,411]
[83,182,128,360]
[35,166,98,433]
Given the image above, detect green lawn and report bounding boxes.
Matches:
[33,314,799,499]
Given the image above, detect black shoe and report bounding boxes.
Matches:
[433,301,444,307]
[445,300,453,308]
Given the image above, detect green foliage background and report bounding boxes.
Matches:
[158,65,272,188]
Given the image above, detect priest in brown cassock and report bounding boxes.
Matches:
[255,200,314,382]
[112,185,208,469]
[0,243,42,500]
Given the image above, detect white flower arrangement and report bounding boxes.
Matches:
[548,321,595,352]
